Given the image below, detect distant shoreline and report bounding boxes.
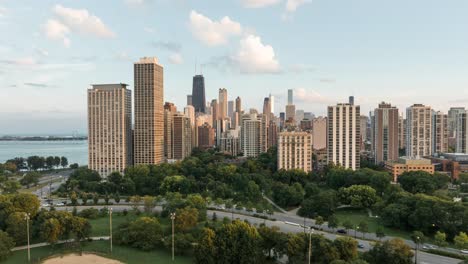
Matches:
[0,136,88,141]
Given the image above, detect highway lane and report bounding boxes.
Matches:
[54,205,462,264]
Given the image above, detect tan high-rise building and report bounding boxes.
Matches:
[285,104,296,123]
[134,57,164,165]
[88,84,132,176]
[197,123,215,150]
[327,103,360,170]
[312,117,327,150]
[218,88,228,119]
[432,111,448,154]
[456,111,468,153]
[211,99,218,127]
[278,131,313,172]
[360,116,368,152]
[372,102,399,164]
[241,113,264,157]
[164,102,177,160]
[406,104,432,158]
[235,96,242,113]
[173,112,192,160]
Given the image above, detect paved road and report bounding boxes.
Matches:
[52,205,462,264]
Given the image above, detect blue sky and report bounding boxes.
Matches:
[0,0,467,135]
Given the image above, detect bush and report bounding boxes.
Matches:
[79,208,99,219]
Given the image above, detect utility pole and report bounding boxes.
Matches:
[308,228,314,264]
[24,213,30,262]
[109,208,113,253]
[170,212,176,261]
[414,236,419,264]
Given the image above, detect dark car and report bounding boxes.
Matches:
[337,229,347,234]
[358,244,365,249]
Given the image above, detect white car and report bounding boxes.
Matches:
[55,202,65,206]
[41,204,50,207]
[461,249,468,254]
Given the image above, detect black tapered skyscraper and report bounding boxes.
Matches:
[192,75,206,113]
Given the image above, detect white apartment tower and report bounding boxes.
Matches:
[406,104,432,158]
[278,132,313,172]
[327,103,360,170]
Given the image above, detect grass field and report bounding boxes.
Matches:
[3,241,191,264]
[334,208,411,239]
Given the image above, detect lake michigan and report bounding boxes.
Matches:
[0,140,88,165]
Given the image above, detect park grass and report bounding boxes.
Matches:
[334,208,411,240]
[2,241,191,264]
[88,213,139,237]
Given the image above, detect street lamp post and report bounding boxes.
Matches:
[170,212,176,261]
[308,228,314,264]
[109,208,113,254]
[24,213,30,262]
[414,236,420,264]
[355,226,359,239]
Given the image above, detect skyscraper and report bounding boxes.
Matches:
[241,113,263,157]
[164,102,177,160]
[218,88,228,119]
[432,111,448,154]
[228,100,234,119]
[312,117,327,150]
[187,95,192,106]
[192,75,206,113]
[406,104,432,158]
[448,107,465,137]
[456,111,468,153]
[372,102,399,164]
[269,94,275,114]
[211,99,218,127]
[327,103,360,170]
[173,112,192,160]
[398,115,407,151]
[278,131,313,172]
[197,123,215,150]
[288,89,293,105]
[88,84,132,176]
[360,115,369,152]
[134,57,164,165]
[263,97,271,120]
[235,96,242,113]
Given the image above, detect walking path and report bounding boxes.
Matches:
[12,236,109,251]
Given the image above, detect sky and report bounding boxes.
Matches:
[1,0,468,135]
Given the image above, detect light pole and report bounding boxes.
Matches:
[355,226,359,239]
[24,213,30,262]
[414,236,419,264]
[170,212,176,261]
[109,208,113,254]
[308,227,314,264]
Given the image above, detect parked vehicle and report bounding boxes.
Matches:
[337,229,347,234]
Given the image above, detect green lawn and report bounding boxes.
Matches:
[334,208,411,239]
[88,213,139,237]
[3,241,191,264]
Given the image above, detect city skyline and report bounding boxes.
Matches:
[1,0,468,135]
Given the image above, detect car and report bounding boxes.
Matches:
[461,249,468,254]
[337,229,347,234]
[358,244,365,249]
[41,204,50,207]
[55,202,65,206]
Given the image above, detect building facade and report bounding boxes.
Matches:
[406,104,432,158]
[197,123,215,150]
[456,111,468,153]
[164,102,177,160]
[173,113,192,160]
[134,57,164,165]
[327,103,360,170]
[218,88,228,119]
[241,113,264,157]
[372,102,399,164]
[88,84,132,176]
[432,111,448,154]
[385,157,435,182]
[278,132,313,172]
[312,117,327,150]
[192,75,206,113]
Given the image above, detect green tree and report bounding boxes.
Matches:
[5,212,28,244]
[41,218,63,244]
[115,217,162,250]
[45,156,55,170]
[0,231,14,261]
[359,221,369,239]
[93,193,99,205]
[258,225,287,259]
[364,239,414,264]
[214,220,261,264]
[194,228,216,264]
[175,207,199,232]
[1,180,21,194]
[20,172,40,188]
[143,196,155,214]
[375,226,386,241]
[410,231,426,247]
[434,231,448,247]
[70,216,91,242]
[298,190,338,219]
[10,193,40,217]
[343,220,353,233]
[60,157,68,168]
[70,191,78,206]
[333,236,358,261]
[338,185,378,208]
[315,216,325,227]
[454,232,468,249]
[328,215,339,232]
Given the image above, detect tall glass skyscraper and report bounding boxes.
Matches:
[192,75,206,113]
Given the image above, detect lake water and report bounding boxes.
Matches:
[0,140,88,165]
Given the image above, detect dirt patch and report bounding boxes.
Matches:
[42,253,124,264]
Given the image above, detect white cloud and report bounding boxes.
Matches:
[168,53,184,65]
[285,0,310,12]
[43,19,71,47]
[294,88,333,104]
[144,27,155,33]
[0,6,7,17]
[232,34,280,74]
[53,5,115,38]
[35,47,49,57]
[241,0,281,8]
[125,0,151,5]
[0,57,37,66]
[189,10,242,46]
[115,51,131,61]
[42,5,114,46]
